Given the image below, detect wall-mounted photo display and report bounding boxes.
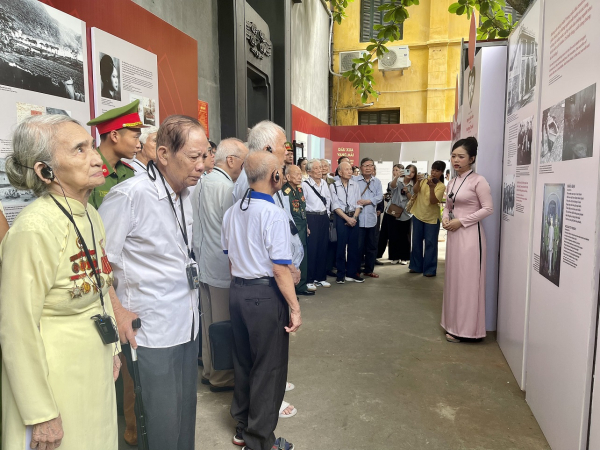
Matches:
[538,183,564,287]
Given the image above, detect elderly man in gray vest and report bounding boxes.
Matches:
[193,138,248,392]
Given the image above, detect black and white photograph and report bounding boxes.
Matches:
[0,0,85,102]
[517,115,533,166]
[503,173,515,216]
[562,83,596,161]
[507,25,538,115]
[100,52,121,101]
[540,100,564,164]
[130,94,156,125]
[539,183,564,287]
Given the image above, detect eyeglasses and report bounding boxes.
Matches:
[208,147,217,156]
[362,164,374,168]
[228,154,244,166]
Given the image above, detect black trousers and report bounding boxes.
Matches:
[306,213,329,282]
[358,226,378,273]
[377,214,412,261]
[229,280,289,450]
[336,215,360,277]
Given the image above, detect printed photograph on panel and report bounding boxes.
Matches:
[100,53,121,101]
[130,94,156,126]
[563,83,596,161]
[540,100,564,164]
[503,173,515,216]
[517,115,533,166]
[507,26,538,115]
[0,0,85,101]
[539,184,564,287]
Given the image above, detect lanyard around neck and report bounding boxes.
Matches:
[449,170,473,209]
[156,168,192,259]
[50,195,107,311]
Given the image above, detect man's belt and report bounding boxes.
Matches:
[233,276,274,286]
[306,211,328,216]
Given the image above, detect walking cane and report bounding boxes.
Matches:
[131,318,150,450]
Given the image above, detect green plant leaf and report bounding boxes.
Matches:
[448,3,461,13]
[456,5,466,15]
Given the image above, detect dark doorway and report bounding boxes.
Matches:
[247,66,270,129]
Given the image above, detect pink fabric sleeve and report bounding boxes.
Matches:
[460,178,494,228]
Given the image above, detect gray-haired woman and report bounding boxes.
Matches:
[0,115,120,450]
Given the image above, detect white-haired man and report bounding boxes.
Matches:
[132,125,158,174]
[193,138,248,393]
[223,151,300,450]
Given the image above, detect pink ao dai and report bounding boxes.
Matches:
[441,171,493,339]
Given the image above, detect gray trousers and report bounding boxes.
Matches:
[230,279,289,450]
[123,335,199,450]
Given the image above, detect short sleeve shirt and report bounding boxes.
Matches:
[411,179,445,224]
[89,149,135,209]
[222,192,292,279]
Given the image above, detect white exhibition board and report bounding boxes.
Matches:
[462,46,507,331]
[374,161,393,189]
[91,28,158,128]
[0,0,90,224]
[525,0,600,448]
[497,0,543,390]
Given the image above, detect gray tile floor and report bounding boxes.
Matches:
[119,246,550,450]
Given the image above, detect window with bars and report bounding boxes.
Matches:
[360,0,403,42]
[358,110,400,125]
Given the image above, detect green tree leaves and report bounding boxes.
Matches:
[447,0,516,40]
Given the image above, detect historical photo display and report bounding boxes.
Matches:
[503,173,515,216]
[99,53,121,101]
[0,0,86,101]
[517,115,533,166]
[539,184,564,287]
[507,25,538,115]
[540,100,565,164]
[563,83,596,161]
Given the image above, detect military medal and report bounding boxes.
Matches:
[72,262,80,273]
[107,276,113,287]
[100,240,113,275]
[100,277,106,289]
[81,281,91,294]
[70,283,83,299]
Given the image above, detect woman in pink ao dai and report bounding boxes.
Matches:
[441,137,493,342]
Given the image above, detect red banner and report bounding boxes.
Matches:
[331,142,360,170]
[198,100,209,138]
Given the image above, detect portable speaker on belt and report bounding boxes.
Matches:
[209,320,234,371]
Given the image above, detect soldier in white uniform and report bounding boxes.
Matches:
[222,152,301,450]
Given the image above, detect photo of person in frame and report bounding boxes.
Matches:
[100,53,121,101]
[539,183,564,287]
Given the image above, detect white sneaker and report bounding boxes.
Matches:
[315,280,331,288]
[306,283,317,291]
[390,260,400,265]
[400,260,408,265]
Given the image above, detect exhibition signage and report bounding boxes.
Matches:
[198,100,209,138]
[91,28,159,132]
[497,0,543,390]
[524,0,600,448]
[332,142,360,170]
[0,0,91,224]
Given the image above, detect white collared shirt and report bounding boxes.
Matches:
[330,178,361,213]
[353,175,383,228]
[132,157,147,176]
[222,192,292,279]
[99,171,199,348]
[193,167,234,288]
[302,177,332,213]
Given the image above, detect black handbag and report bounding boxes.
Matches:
[209,320,234,371]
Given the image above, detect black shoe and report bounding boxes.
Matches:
[201,377,210,385]
[210,384,235,393]
[297,290,315,296]
[336,277,345,284]
[326,270,337,278]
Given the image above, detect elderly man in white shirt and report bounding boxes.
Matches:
[100,115,209,450]
[222,152,300,450]
[193,138,247,393]
[132,125,158,174]
[302,158,332,291]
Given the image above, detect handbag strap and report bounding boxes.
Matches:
[307,181,327,207]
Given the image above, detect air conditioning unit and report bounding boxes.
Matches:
[339,50,369,73]
[379,45,411,72]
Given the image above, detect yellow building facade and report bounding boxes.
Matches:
[332,0,472,125]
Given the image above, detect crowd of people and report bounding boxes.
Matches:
[0,98,495,450]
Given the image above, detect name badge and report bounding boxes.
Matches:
[186,262,200,290]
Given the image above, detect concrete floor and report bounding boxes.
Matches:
[119,246,550,450]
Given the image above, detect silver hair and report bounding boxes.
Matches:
[306,158,322,172]
[6,114,80,197]
[214,138,245,164]
[320,159,330,166]
[247,120,285,153]
[139,126,159,144]
[246,154,274,185]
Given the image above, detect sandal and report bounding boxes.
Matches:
[285,382,295,392]
[363,272,379,278]
[279,400,297,418]
[446,333,461,343]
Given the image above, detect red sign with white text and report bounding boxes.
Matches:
[331,142,360,170]
[198,100,209,138]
